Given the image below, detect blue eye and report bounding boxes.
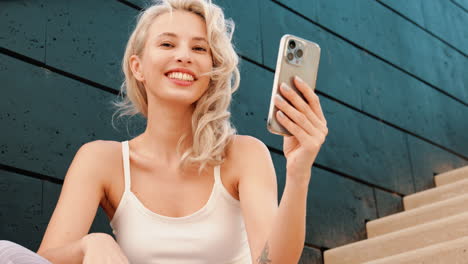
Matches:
[194,46,207,52]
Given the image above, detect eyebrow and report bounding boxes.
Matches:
[156,32,208,43]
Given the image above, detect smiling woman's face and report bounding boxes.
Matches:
[130,10,213,106]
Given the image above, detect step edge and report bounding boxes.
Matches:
[362,236,468,264]
[403,179,468,209]
[325,211,468,255]
[404,177,468,200]
[367,205,468,238]
[435,166,468,186]
[367,193,468,229]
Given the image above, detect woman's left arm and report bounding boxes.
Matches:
[276,76,328,187]
[239,76,328,264]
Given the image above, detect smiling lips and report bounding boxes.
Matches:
[165,71,196,87]
[165,68,197,86]
[167,72,194,81]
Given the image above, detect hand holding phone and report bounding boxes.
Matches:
[265,34,328,185]
[266,34,321,136]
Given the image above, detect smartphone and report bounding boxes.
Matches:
[266,34,321,136]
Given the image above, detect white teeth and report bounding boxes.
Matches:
[167,72,194,81]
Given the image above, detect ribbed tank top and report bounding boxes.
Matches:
[109,141,252,264]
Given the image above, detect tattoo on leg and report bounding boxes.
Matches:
[256,242,272,264]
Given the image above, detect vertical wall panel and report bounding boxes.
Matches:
[45,0,137,88]
[299,246,323,264]
[0,0,46,62]
[260,0,468,156]
[451,0,468,11]
[274,0,468,103]
[374,189,403,218]
[406,134,468,192]
[271,152,378,249]
[378,0,468,55]
[0,54,131,180]
[0,171,44,251]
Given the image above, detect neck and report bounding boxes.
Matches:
[134,95,195,167]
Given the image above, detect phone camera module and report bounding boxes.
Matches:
[295,49,303,58]
[285,38,304,66]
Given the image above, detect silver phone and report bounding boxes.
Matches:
[266,34,321,136]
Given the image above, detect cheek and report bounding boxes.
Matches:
[196,57,213,83]
[203,54,213,71]
[143,50,165,69]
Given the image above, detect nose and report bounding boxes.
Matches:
[175,46,192,64]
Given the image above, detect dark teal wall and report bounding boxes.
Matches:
[1,0,467,263]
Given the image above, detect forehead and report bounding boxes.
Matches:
[148,10,208,39]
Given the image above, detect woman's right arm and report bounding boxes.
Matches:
[36,141,128,264]
[39,232,129,264]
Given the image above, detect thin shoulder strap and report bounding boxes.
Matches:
[121,141,131,192]
[214,165,221,184]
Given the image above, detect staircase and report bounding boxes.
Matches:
[323,165,468,264]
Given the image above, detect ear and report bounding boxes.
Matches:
[129,55,144,82]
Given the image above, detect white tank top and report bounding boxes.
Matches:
[109,141,252,264]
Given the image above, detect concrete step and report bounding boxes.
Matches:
[435,165,468,186]
[362,236,468,264]
[323,211,468,264]
[403,178,468,210]
[367,194,468,237]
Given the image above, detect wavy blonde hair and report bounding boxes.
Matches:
[112,0,240,174]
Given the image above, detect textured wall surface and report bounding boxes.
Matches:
[1,0,467,263]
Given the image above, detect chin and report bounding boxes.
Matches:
[147,78,209,106]
[156,89,205,106]
[168,84,208,101]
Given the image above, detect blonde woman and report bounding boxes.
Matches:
[0,0,328,263]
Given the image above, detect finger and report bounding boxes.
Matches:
[275,94,315,136]
[279,82,326,131]
[276,110,309,143]
[279,82,313,121]
[293,76,327,125]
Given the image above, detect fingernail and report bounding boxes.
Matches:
[295,76,303,83]
[275,94,284,101]
[278,110,285,118]
[281,83,291,91]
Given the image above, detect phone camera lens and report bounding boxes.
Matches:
[296,49,303,58]
[287,52,294,61]
[288,40,296,49]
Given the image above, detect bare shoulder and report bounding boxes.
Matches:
[226,135,272,168]
[37,140,123,253]
[76,140,123,183]
[70,140,122,191]
[230,134,267,147]
[79,139,121,156]
[79,139,122,162]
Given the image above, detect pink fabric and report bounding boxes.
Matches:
[0,240,52,264]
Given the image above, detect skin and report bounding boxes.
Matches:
[36,7,327,264]
[129,10,213,169]
[128,9,329,263]
[275,77,328,185]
